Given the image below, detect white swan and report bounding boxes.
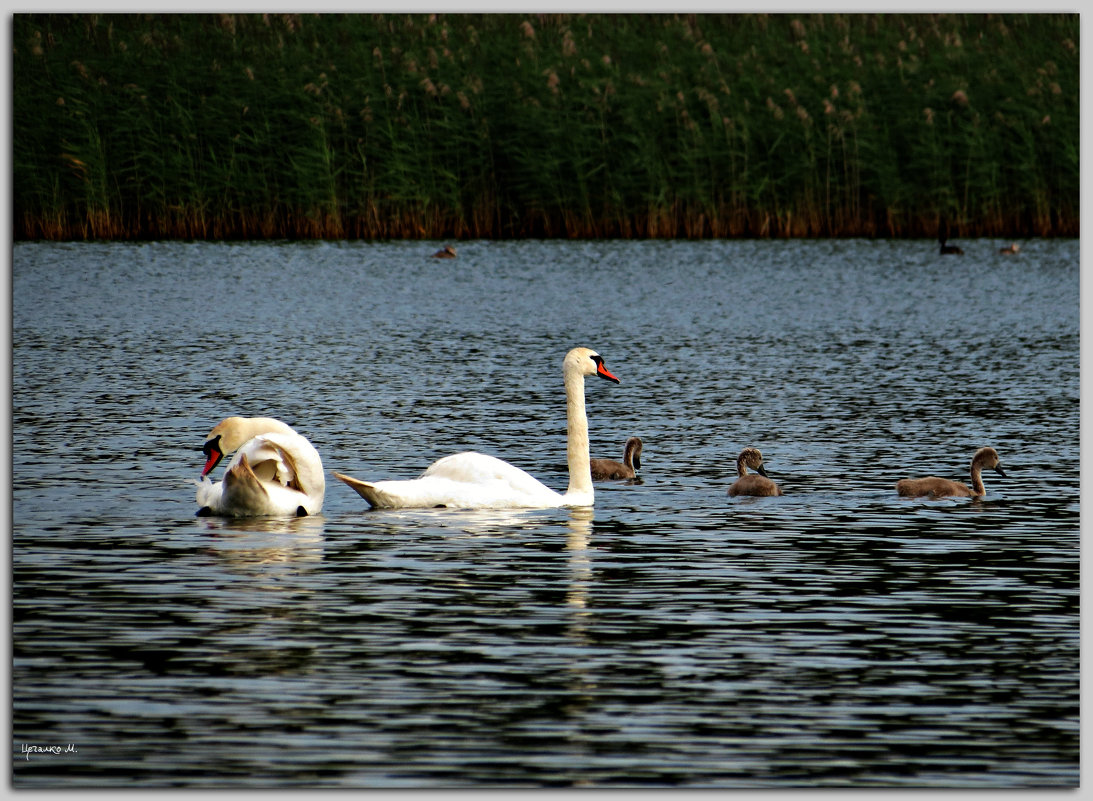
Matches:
[195,416,325,517]
[334,347,621,509]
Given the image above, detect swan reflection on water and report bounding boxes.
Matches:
[335,503,596,618]
[566,506,594,613]
[195,513,326,567]
[360,506,563,538]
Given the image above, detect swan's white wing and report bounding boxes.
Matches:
[372,475,558,509]
[335,452,563,510]
[421,452,563,506]
[422,452,555,493]
[244,432,326,502]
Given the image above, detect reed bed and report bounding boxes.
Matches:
[13,13,1079,240]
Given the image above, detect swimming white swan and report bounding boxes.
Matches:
[195,416,325,517]
[896,446,1006,498]
[334,347,621,509]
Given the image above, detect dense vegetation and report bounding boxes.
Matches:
[13,13,1079,240]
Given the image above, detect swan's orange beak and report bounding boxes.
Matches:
[201,437,224,477]
[596,361,621,384]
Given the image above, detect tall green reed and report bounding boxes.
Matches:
[13,12,1079,240]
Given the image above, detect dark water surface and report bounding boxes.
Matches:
[12,239,1079,788]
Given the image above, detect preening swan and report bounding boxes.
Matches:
[590,436,643,480]
[195,416,325,517]
[896,446,1006,498]
[334,347,621,509]
[728,447,782,497]
[431,245,457,258]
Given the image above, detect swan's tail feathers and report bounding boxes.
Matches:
[334,472,393,509]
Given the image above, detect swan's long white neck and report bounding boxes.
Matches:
[563,369,594,501]
[212,416,296,454]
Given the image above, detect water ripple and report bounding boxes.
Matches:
[12,238,1078,788]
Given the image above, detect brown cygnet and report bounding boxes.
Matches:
[896,446,1006,498]
[590,436,643,481]
[728,447,782,497]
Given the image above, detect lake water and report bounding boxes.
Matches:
[11,238,1079,788]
